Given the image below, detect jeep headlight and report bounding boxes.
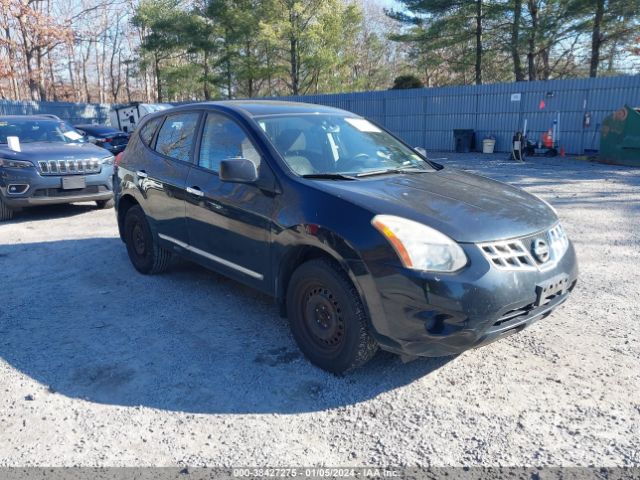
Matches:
[101,156,115,165]
[372,214,468,272]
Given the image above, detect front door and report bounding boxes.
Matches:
[184,112,274,290]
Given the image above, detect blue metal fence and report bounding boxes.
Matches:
[0,100,110,125]
[2,75,639,153]
[272,75,640,154]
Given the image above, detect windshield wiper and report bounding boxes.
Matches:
[301,173,357,180]
[355,167,430,178]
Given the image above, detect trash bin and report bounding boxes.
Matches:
[482,138,496,153]
[599,105,640,166]
[453,129,475,153]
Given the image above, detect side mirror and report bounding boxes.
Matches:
[414,147,427,157]
[219,158,258,184]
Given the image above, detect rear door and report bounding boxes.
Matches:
[184,111,274,290]
[139,111,201,244]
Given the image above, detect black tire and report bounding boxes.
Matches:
[123,205,171,274]
[0,195,14,221]
[96,198,115,209]
[286,258,378,373]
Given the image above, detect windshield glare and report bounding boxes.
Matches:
[257,114,433,176]
[0,119,87,145]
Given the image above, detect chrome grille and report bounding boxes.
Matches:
[479,240,537,270]
[479,224,569,271]
[38,159,101,176]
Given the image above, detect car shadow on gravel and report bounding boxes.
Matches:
[0,238,452,414]
[2,203,99,224]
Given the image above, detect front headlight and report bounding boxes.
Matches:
[549,223,569,259]
[371,214,468,272]
[101,156,115,165]
[0,158,34,169]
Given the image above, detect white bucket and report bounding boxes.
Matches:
[482,138,496,154]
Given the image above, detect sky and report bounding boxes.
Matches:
[370,0,402,9]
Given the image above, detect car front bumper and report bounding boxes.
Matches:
[0,166,114,207]
[362,241,579,357]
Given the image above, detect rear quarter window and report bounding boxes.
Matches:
[154,113,200,162]
[139,117,162,146]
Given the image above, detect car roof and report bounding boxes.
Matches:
[75,124,121,131]
[0,115,63,122]
[172,100,355,118]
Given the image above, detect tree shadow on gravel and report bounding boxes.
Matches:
[0,238,452,415]
[1,202,99,224]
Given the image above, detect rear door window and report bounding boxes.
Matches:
[154,113,200,162]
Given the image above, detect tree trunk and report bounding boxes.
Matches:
[511,0,525,81]
[203,50,210,100]
[589,0,605,78]
[154,53,162,102]
[95,45,103,103]
[474,0,483,85]
[36,48,47,101]
[3,23,21,100]
[541,46,551,79]
[125,61,132,103]
[290,35,299,95]
[288,6,300,95]
[47,51,58,101]
[226,55,233,99]
[16,14,40,100]
[66,44,76,100]
[82,41,92,103]
[527,0,538,81]
[246,40,254,98]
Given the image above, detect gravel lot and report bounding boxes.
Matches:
[0,153,638,467]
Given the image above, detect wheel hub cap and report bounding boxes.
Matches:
[132,224,146,256]
[303,287,344,347]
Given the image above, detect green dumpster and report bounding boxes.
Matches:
[599,105,640,167]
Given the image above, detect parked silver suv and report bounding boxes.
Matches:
[0,115,115,221]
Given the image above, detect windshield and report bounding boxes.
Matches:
[0,119,87,145]
[256,114,433,176]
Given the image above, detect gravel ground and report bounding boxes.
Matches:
[0,153,638,467]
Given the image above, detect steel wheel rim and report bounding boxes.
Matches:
[301,284,345,350]
[132,223,146,256]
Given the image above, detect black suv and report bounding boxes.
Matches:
[74,124,130,155]
[114,101,578,373]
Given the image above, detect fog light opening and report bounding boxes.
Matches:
[422,312,452,335]
[7,184,29,195]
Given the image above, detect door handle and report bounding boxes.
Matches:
[186,186,204,197]
[136,170,148,178]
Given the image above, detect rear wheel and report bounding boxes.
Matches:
[286,258,378,373]
[0,195,14,221]
[95,198,115,209]
[124,205,171,274]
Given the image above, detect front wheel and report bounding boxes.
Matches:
[95,198,115,209]
[123,205,172,274]
[286,258,378,373]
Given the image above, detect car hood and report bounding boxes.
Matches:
[0,142,110,162]
[309,167,558,243]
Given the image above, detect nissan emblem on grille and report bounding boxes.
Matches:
[478,224,568,271]
[532,238,550,263]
